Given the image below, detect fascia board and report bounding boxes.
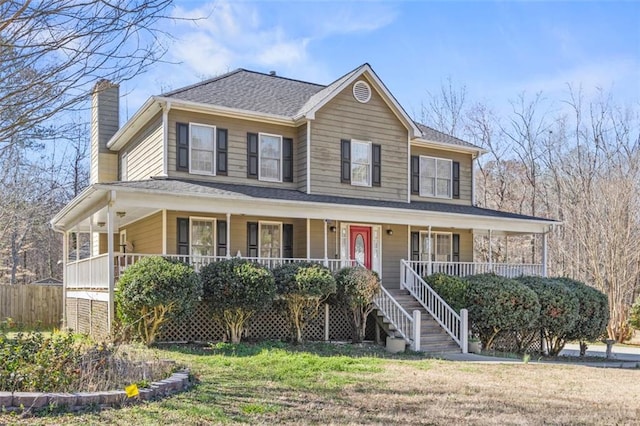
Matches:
[107,186,557,234]
[411,138,488,156]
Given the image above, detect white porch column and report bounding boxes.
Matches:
[88,223,93,289]
[106,199,115,332]
[226,213,231,258]
[488,229,493,271]
[62,231,69,328]
[542,232,548,277]
[323,220,328,266]
[74,228,80,289]
[306,218,311,260]
[427,226,432,275]
[407,225,411,260]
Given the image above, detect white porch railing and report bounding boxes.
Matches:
[113,254,356,278]
[405,260,544,278]
[373,286,420,351]
[66,254,110,289]
[401,260,468,353]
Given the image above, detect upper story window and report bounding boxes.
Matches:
[190,123,216,175]
[411,155,460,199]
[247,133,293,182]
[341,139,381,187]
[351,140,371,186]
[259,133,282,182]
[176,122,228,176]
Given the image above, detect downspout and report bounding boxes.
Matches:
[161,101,171,177]
[306,120,311,194]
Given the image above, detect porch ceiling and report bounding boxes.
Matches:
[51,178,559,234]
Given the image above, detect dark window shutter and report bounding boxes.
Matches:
[452,234,460,262]
[247,133,258,178]
[283,224,293,258]
[283,138,293,182]
[177,218,189,255]
[452,161,460,199]
[176,123,189,171]
[410,232,420,261]
[372,144,381,187]
[217,128,228,176]
[411,156,420,195]
[247,222,258,257]
[341,139,351,183]
[217,220,227,257]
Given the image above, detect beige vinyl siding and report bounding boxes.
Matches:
[121,212,163,253]
[167,111,298,189]
[310,76,409,202]
[308,220,339,260]
[411,227,474,262]
[98,233,117,254]
[381,225,408,288]
[122,113,163,181]
[410,146,473,206]
[296,123,307,192]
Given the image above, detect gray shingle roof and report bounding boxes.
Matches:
[162,69,325,117]
[105,178,555,223]
[415,123,482,150]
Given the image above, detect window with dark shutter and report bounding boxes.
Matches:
[283,138,293,182]
[247,133,258,178]
[283,224,293,258]
[411,156,420,194]
[372,144,381,187]
[410,231,420,261]
[176,123,189,171]
[217,220,227,256]
[177,218,189,255]
[452,161,460,199]
[341,139,351,183]
[247,222,258,257]
[217,129,228,176]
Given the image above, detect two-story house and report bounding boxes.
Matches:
[52,64,557,349]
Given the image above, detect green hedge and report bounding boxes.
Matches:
[424,273,468,312]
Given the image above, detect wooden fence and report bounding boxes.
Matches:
[0,284,63,328]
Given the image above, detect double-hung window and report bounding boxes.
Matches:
[419,156,452,198]
[420,231,452,262]
[351,140,371,186]
[190,218,215,257]
[190,123,216,175]
[259,222,282,258]
[259,133,282,182]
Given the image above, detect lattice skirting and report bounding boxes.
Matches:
[158,302,377,343]
[490,330,543,354]
[65,297,109,340]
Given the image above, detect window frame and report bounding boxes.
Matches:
[188,123,217,176]
[419,155,452,199]
[419,231,453,262]
[189,216,216,257]
[258,220,283,258]
[258,132,283,182]
[350,139,372,187]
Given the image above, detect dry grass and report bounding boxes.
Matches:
[2,342,639,425]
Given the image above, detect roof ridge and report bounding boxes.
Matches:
[161,68,245,96]
[239,68,326,88]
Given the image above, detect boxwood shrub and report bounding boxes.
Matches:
[515,276,579,355]
[465,274,540,350]
[424,273,468,312]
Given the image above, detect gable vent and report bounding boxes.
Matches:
[352,80,371,103]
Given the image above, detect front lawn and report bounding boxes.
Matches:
[2,341,639,425]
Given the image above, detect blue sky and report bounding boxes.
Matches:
[119,0,639,122]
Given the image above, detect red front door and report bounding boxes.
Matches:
[350,226,372,269]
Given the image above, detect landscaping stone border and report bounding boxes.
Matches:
[0,369,193,414]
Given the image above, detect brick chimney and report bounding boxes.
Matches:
[90,80,119,184]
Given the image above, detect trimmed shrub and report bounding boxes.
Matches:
[116,256,201,345]
[273,262,336,343]
[630,296,640,331]
[554,277,609,355]
[200,258,275,343]
[334,267,381,343]
[424,273,468,312]
[515,276,579,356]
[465,274,540,350]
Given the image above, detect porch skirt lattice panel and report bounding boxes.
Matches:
[64,297,109,341]
[491,331,543,354]
[157,302,376,343]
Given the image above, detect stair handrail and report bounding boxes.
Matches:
[401,260,468,353]
[373,286,418,350]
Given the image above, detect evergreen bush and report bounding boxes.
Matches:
[334,267,381,343]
